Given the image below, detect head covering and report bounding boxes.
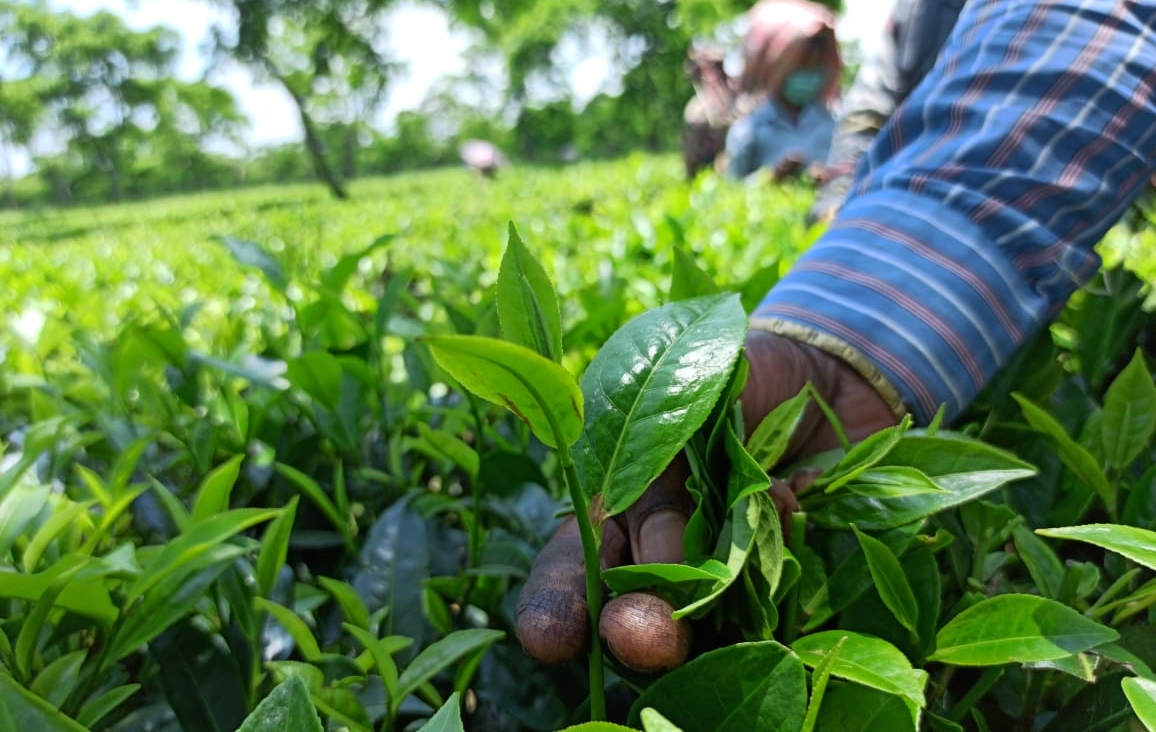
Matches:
[740,0,842,108]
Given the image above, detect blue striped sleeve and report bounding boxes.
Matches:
[753,0,1156,423]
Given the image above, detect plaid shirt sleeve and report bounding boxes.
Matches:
[752,0,1156,424]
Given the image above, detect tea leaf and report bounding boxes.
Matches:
[800,634,844,732]
[804,434,1035,530]
[256,598,323,661]
[1013,393,1113,507]
[669,246,721,302]
[0,674,88,731]
[237,676,324,732]
[394,629,504,709]
[812,682,918,732]
[815,417,911,493]
[318,577,372,631]
[76,684,141,729]
[627,641,806,732]
[497,222,562,363]
[640,708,685,732]
[852,526,919,639]
[1101,350,1156,470]
[275,463,355,550]
[285,351,344,412]
[745,386,809,472]
[423,335,583,448]
[217,235,288,292]
[929,594,1118,666]
[417,692,465,732]
[792,631,926,707]
[1122,677,1156,731]
[1012,525,1064,599]
[1036,524,1156,572]
[191,454,243,523]
[256,496,299,599]
[574,293,747,517]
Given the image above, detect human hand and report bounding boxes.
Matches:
[772,154,806,181]
[513,329,899,671]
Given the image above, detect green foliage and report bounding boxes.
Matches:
[1,155,1155,731]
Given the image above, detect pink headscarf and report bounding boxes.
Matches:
[740,0,842,108]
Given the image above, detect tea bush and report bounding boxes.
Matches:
[1,155,1154,732]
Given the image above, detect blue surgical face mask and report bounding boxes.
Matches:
[782,69,826,106]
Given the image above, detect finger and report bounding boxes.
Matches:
[599,591,691,673]
[623,453,694,564]
[514,518,589,664]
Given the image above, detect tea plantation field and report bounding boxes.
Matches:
[2,154,1156,732]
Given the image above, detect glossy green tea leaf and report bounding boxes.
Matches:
[805,434,1035,530]
[628,641,806,732]
[497,223,562,363]
[255,598,322,660]
[256,496,299,599]
[853,526,919,638]
[846,466,947,499]
[1012,524,1064,599]
[1013,393,1113,507]
[669,246,721,302]
[602,559,731,597]
[395,629,504,708]
[745,386,809,472]
[423,335,582,449]
[792,631,926,707]
[929,594,1119,666]
[1036,524,1156,572]
[191,454,243,523]
[574,293,747,516]
[1100,349,1156,470]
[0,674,88,732]
[815,418,911,493]
[800,635,844,732]
[76,684,141,729]
[640,708,685,732]
[812,682,918,732]
[237,676,323,732]
[675,495,760,619]
[417,692,465,732]
[1122,677,1156,731]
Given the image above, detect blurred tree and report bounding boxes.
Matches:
[0,1,246,203]
[202,0,402,198]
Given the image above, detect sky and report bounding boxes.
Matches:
[45,0,898,149]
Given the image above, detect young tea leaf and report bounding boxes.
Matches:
[237,676,324,732]
[1100,349,1156,471]
[812,682,919,732]
[792,630,926,708]
[1012,524,1064,600]
[191,454,243,523]
[929,594,1119,666]
[497,223,563,363]
[417,691,465,732]
[745,386,810,472]
[394,629,504,711]
[423,335,583,449]
[573,293,747,517]
[1013,393,1113,508]
[852,526,919,639]
[1036,524,1156,572]
[1122,677,1156,731]
[669,246,721,302]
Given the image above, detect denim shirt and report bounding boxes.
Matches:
[724,99,836,179]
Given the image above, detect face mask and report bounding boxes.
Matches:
[782,69,826,106]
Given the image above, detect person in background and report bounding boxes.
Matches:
[681,47,742,180]
[515,0,1156,671]
[722,0,843,181]
[808,0,965,222]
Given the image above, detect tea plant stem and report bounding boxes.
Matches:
[782,511,808,645]
[945,666,1003,722]
[560,455,607,721]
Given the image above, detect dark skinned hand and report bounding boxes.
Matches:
[513,329,900,670]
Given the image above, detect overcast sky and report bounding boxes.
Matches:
[45,0,897,148]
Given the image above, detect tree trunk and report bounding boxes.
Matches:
[280,79,348,200]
